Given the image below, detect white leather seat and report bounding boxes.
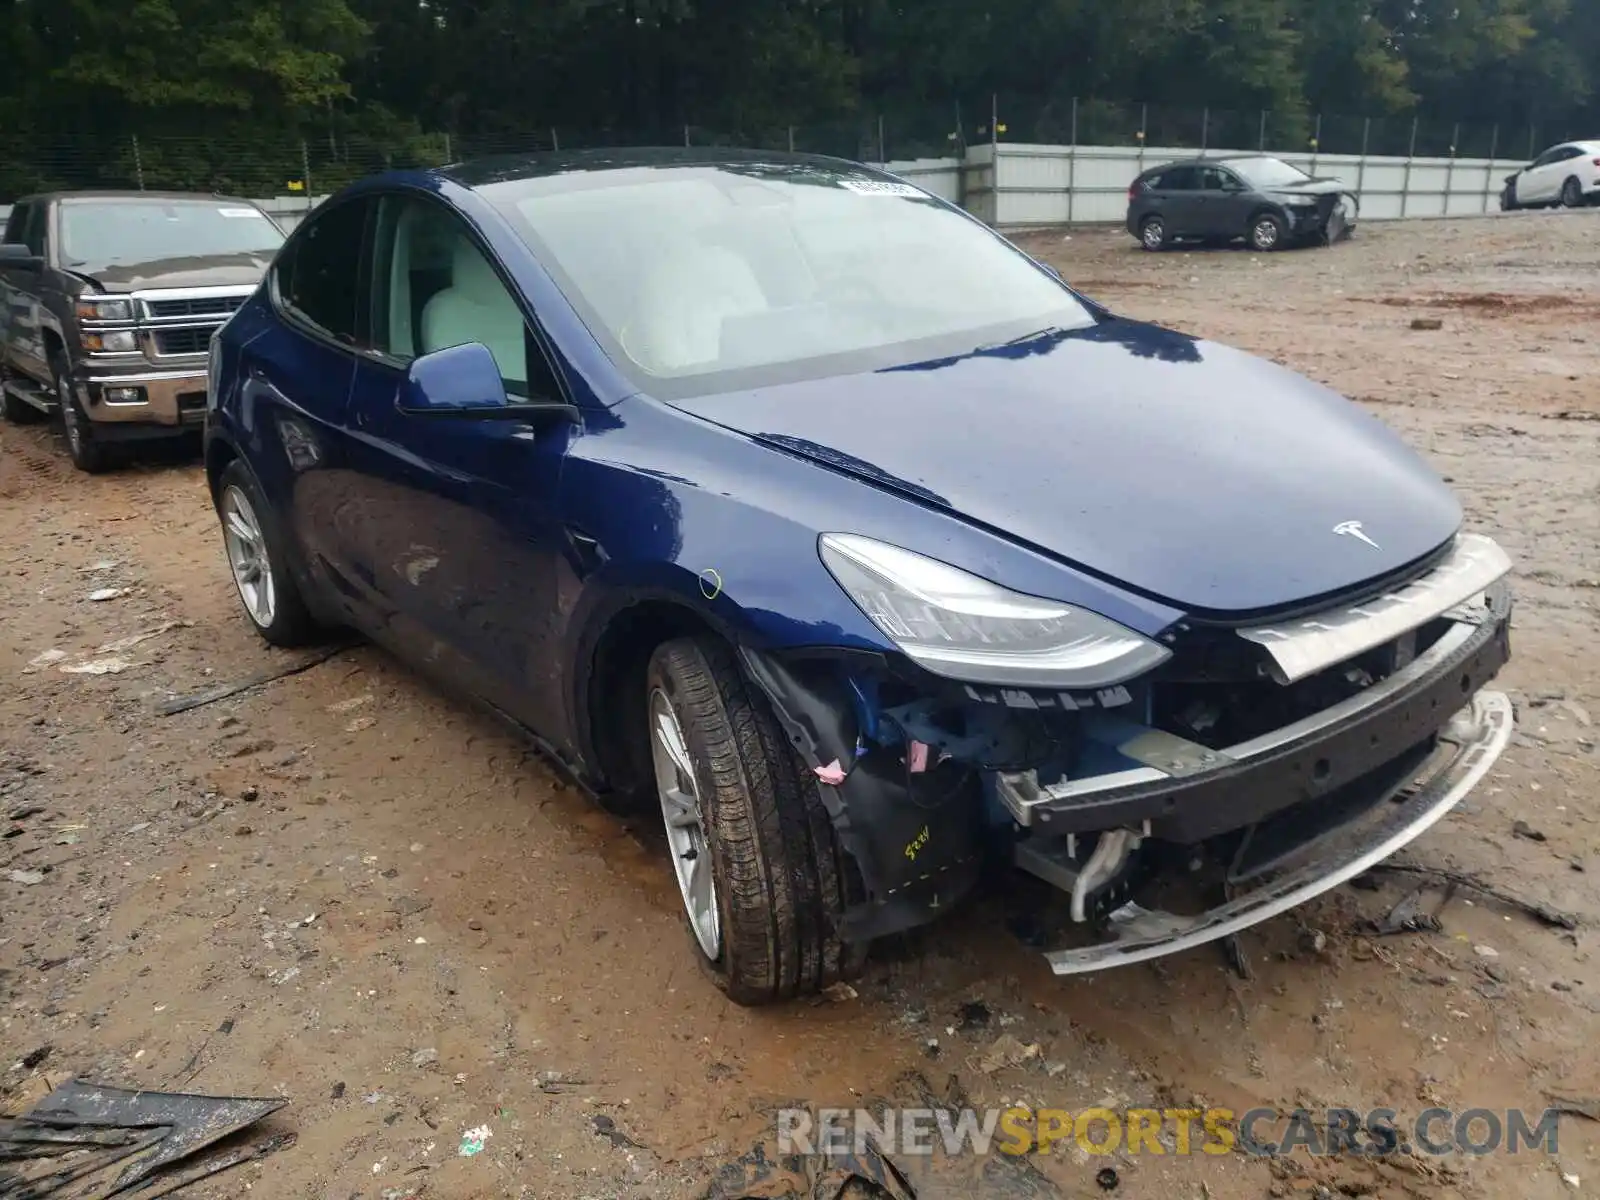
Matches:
[420,238,527,385]
[628,242,767,374]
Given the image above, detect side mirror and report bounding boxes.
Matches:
[0,243,42,271]
[397,341,578,424]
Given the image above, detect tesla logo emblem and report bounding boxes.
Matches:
[1333,520,1380,550]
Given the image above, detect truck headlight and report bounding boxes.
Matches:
[76,298,134,322]
[84,331,138,353]
[819,533,1172,689]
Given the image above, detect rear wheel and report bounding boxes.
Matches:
[53,360,112,473]
[1561,176,1584,208]
[216,459,320,647]
[1138,215,1168,251]
[645,636,863,1005]
[1249,211,1286,252]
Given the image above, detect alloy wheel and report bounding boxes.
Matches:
[1141,219,1165,250]
[1252,218,1280,250]
[649,687,722,959]
[221,485,278,629]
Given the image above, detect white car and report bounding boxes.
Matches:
[1501,140,1600,209]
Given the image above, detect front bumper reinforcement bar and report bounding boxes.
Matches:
[1032,688,1513,974]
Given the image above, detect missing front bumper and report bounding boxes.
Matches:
[1029,689,1512,974]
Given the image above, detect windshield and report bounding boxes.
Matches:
[1227,157,1313,189]
[59,200,284,272]
[483,164,1094,395]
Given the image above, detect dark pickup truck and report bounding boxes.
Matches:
[0,191,285,472]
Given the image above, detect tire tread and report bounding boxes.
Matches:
[650,636,862,1004]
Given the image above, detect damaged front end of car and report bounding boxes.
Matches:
[740,532,1515,974]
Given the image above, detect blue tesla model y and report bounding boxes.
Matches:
[204,149,1514,1003]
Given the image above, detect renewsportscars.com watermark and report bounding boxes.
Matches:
[777,1106,1565,1158]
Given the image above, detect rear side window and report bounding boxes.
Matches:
[2,203,28,246]
[1159,167,1199,191]
[276,197,370,345]
[15,205,46,256]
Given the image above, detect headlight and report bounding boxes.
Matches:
[818,533,1172,689]
[83,331,138,353]
[1271,193,1317,207]
[76,298,133,322]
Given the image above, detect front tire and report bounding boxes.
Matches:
[1249,211,1286,251]
[216,459,320,647]
[645,636,863,1005]
[54,361,112,473]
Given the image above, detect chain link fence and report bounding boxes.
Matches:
[2,99,1594,209]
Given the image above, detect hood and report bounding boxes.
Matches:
[666,319,1462,616]
[80,253,275,293]
[1270,177,1350,197]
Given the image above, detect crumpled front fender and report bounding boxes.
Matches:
[738,647,985,942]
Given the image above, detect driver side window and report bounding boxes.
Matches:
[369,195,557,400]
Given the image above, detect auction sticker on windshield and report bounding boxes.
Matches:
[837,179,924,197]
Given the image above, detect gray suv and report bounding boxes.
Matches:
[1125,155,1358,253]
[0,191,284,472]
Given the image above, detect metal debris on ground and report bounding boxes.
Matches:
[591,1113,643,1150]
[1372,886,1444,936]
[155,643,354,716]
[978,1034,1041,1074]
[0,1077,289,1198]
[702,1138,916,1200]
[1370,862,1579,930]
[1545,1094,1600,1123]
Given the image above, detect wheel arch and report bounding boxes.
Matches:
[204,429,240,504]
[577,594,729,804]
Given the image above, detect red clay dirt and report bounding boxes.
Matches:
[2,210,1597,1199]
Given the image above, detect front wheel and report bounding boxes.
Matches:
[54,362,112,473]
[216,459,320,647]
[645,636,863,1005]
[1249,212,1286,252]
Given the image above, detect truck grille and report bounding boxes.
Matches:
[133,287,256,361]
[154,328,213,356]
[145,295,245,319]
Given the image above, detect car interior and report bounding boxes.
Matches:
[379,198,530,393]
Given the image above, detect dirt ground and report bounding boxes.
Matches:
[2,211,1598,1200]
